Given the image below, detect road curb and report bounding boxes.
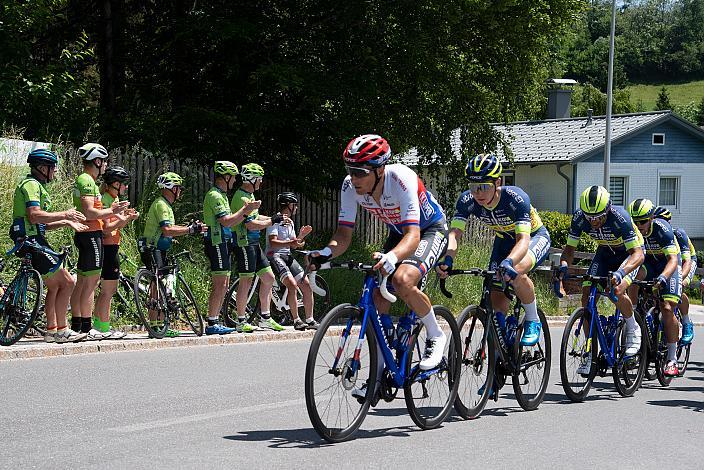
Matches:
[1,319,702,361]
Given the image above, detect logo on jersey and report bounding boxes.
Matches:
[418,191,434,219]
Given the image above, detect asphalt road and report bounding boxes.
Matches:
[0,327,702,470]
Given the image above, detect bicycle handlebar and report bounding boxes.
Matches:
[311,260,396,303]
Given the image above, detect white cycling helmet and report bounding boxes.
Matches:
[79,143,108,161]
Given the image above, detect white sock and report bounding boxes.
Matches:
[667,342,677,362]
[625,314,637,331]
[522,300,539,322]
[260,310,270,319]
[682,314,691,324]
[208,316,218,322]
[420,308,443,338]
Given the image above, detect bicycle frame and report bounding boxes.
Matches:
[580,284,622,368]
[332,274,435,389]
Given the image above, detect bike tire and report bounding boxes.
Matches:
[177,273,204,336]
[0,269,42,346]
[512,308,551,411]
[134,269,169,339]
[453,305,495,419]
[305,303,377,443]
[676,342,691,377]
[221,277,259,327]
[612,314,647,397]
[559,307,597,402]
[404,305,461,430]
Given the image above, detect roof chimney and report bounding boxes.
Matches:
[582,108,593,128]
[546,78,577,120]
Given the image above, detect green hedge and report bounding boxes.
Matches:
[538,210,597,253]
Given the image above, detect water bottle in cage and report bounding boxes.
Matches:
[165,273,176,297]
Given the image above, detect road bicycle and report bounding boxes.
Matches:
[0,239,58,346]
[632,279,689,385]
[221,251,331,327]
[440,268,551,418]
[304,260,461,443]
[134,249,204,338]
[557,273,647,401]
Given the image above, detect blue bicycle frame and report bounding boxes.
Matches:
[580,284,622,368]
[331,274,441,389]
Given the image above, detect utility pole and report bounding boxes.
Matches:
[603,0,617,188]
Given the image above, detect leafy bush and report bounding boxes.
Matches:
[539,210,597,253]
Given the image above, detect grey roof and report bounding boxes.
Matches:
[494,111,670,164]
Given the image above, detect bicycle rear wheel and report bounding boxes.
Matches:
[0,269,42,346]
[513,308,551,411]
[453,305,495,419]
[560,307,597,402]
[177,274,204,336]
[134,269,169,339]
[221,277,259,327]
[404,305,461,430]
[305,304,377,443]
[613,314,647,397]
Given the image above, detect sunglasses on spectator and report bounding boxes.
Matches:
[345,166,374,178]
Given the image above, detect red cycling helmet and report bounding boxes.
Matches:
[342,134,391,167]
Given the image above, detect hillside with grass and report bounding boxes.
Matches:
[627,80,704,110]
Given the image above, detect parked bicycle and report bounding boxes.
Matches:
[0,239,59,346]
[304,260,461,443]
[220,251,331,327]
[557,273,647,401]
[134,249,204,338]
[440,268,551,418]
[632,279,690,385]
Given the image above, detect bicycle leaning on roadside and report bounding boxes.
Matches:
[304,260,461,443]
[555,272,647,401]
[133,248,204,338]
[439,267,551,418]
[632,279,690,385]
[0,239,60,346]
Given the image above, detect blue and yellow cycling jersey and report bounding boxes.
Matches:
[567,205,643,252]
[643,218,680,261]
[672,226,695,261]
[450,186,543,239]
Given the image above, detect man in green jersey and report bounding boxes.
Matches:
[202,161,260,335]
[230,163,288,332]
[139,172,205,337]
[10,149,89,343]
[70,143,130,339]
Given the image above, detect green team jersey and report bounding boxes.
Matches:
[203,186,232,245]
[142,196,175,250]
[230,188,259,247]
[73,172,103,231]
[10,176,51,240]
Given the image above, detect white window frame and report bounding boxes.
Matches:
[609,175,628,206]
[658,175,680,209]
[652,133,665,145]
[501,170,515,186]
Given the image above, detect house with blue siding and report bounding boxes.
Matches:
[494,110,704,240]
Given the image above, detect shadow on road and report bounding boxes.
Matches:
[223,424,423,448]
[646,399,703,413]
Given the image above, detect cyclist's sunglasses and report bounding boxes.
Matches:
[584,212,607,222]
[468,182,495,193]
[345,165,374,178]
[634,218,651,226]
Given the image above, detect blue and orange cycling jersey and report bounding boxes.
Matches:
[450,186,543,239]
[567,206,643,252]
[642,218,680,262]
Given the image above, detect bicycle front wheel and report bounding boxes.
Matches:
[177,274,204,336]
[134,269,168,339]
[512,308,551,411]
[560,307,597,402]
[613,314,647,397]
[403,305,461,430]
[454,305,495,419]
[677,342,691,377]
[0,269,42,346]
[304,304,377,443]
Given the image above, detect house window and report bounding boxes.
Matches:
[609,176,628,206]
[502,171,515,186]
[659,177,679,207]
[652,133,665,145]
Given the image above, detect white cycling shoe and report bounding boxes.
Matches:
[624,325,642,356]
[419,332,447,370]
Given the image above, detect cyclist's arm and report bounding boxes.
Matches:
[217,208,250,228]
[659,252,679,280]
[102,213,129,232]
[561,211,585,267]
[560,244,576,266]
[621,246,645,275]
[79,196,115,220]
[444,227,463,259]
[245,216,273,230]
[681,257,692,281]
[160,224,190,237]
[268,233,296,249]
[26,206,76,225]
[321,225,354,258]
[506,232,529,264]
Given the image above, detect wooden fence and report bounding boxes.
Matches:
[110,151,493,245]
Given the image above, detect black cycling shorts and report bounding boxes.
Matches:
[235,244,272,278]
[203,239,232,275]
[138,238,168,272]
[101,244,120,281]
[74,231,103,276]
[17,235,62,278]
[382,220,449,278]
[269,253,304,283]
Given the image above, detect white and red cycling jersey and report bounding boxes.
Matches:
[338,163,445,234]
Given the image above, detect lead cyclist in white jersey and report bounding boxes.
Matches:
[309,134,449,378]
